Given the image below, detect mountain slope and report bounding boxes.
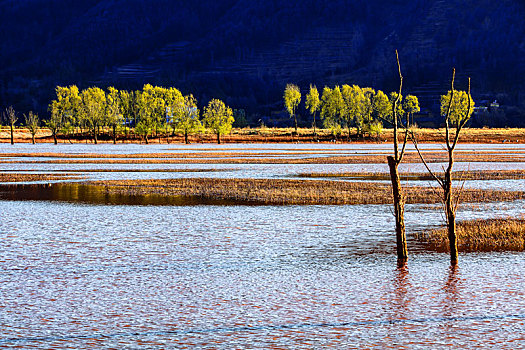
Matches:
[1,0,524,125]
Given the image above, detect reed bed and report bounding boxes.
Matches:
[297,170,525,181]
[93,178,525,205]
[0,151,349,158]
[2,151,525,165]
[0,173,84,182]
[419,218,525,252]
[0,168,234,173]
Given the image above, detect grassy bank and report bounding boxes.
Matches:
[1,127,525,144]
[93,178,525,205]
[418,218,525,252]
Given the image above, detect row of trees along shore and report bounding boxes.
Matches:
[284,83,421,139]
[2,84,235,145]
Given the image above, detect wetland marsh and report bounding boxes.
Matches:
[1,142,524,348]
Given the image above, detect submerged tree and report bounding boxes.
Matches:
[3,106,17,145]
[305,85,320,138]
[412,69,474,264]
[24,111,39,144]
[386,51,411,265]
[203,98,234,144]
[284,84,301,135]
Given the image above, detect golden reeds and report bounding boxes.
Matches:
[0,173,84,182]
[93,178,525,205]
[2,151,525,164]
[419,218,525,252]
[297,170,525,181]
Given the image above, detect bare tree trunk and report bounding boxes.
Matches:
[10,124,14,145]
[31,133,35,144]
[388,50,407,264]
[53,132,57,145]
[388,156,407,261]
[93,127,98,144]
[445,149,458,263]
[294,115,298,135]
[113,124,117,144]
[217,132,221,144]
[185,131,189,144]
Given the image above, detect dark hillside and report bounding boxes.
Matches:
[1,0,524,126]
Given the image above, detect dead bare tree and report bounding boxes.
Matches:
[411,69,474,264]
[387,50,411,265]
[3,106,17,145]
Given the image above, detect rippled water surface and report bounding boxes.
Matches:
[1,143,524,348]
[1,201,524,348]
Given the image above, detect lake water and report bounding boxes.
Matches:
[1,143,524,348]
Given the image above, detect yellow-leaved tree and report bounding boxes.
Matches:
[283,84,301,135]
[305,85,320,137]
[173,94,202,144]
[203,99,234,144]
[80,87,106,144]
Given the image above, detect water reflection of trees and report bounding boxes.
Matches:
[391,265,412,319]
[442,264,461,317]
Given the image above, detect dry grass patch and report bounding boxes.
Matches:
[0,172,84,182]
[297,170,525,181]
[93,178,525,205]
[418,218,525,252]
[2,151,525,165]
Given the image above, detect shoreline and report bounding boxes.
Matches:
[1,127,525,144]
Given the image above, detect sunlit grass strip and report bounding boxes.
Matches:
[297,170,525,181]
[2,152,525,165]
[1,150,524,160]
[0,151,362,158]
[2,127,525,144]
[0,168,235,173]
[93,178,525,205]
[0,173,84,182]
[419,218,525,252]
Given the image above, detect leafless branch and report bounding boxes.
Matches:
[410,130,445,188]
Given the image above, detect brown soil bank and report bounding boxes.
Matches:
[93,178,525,205]
[1,127,525,144]
[419,218,525,252]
